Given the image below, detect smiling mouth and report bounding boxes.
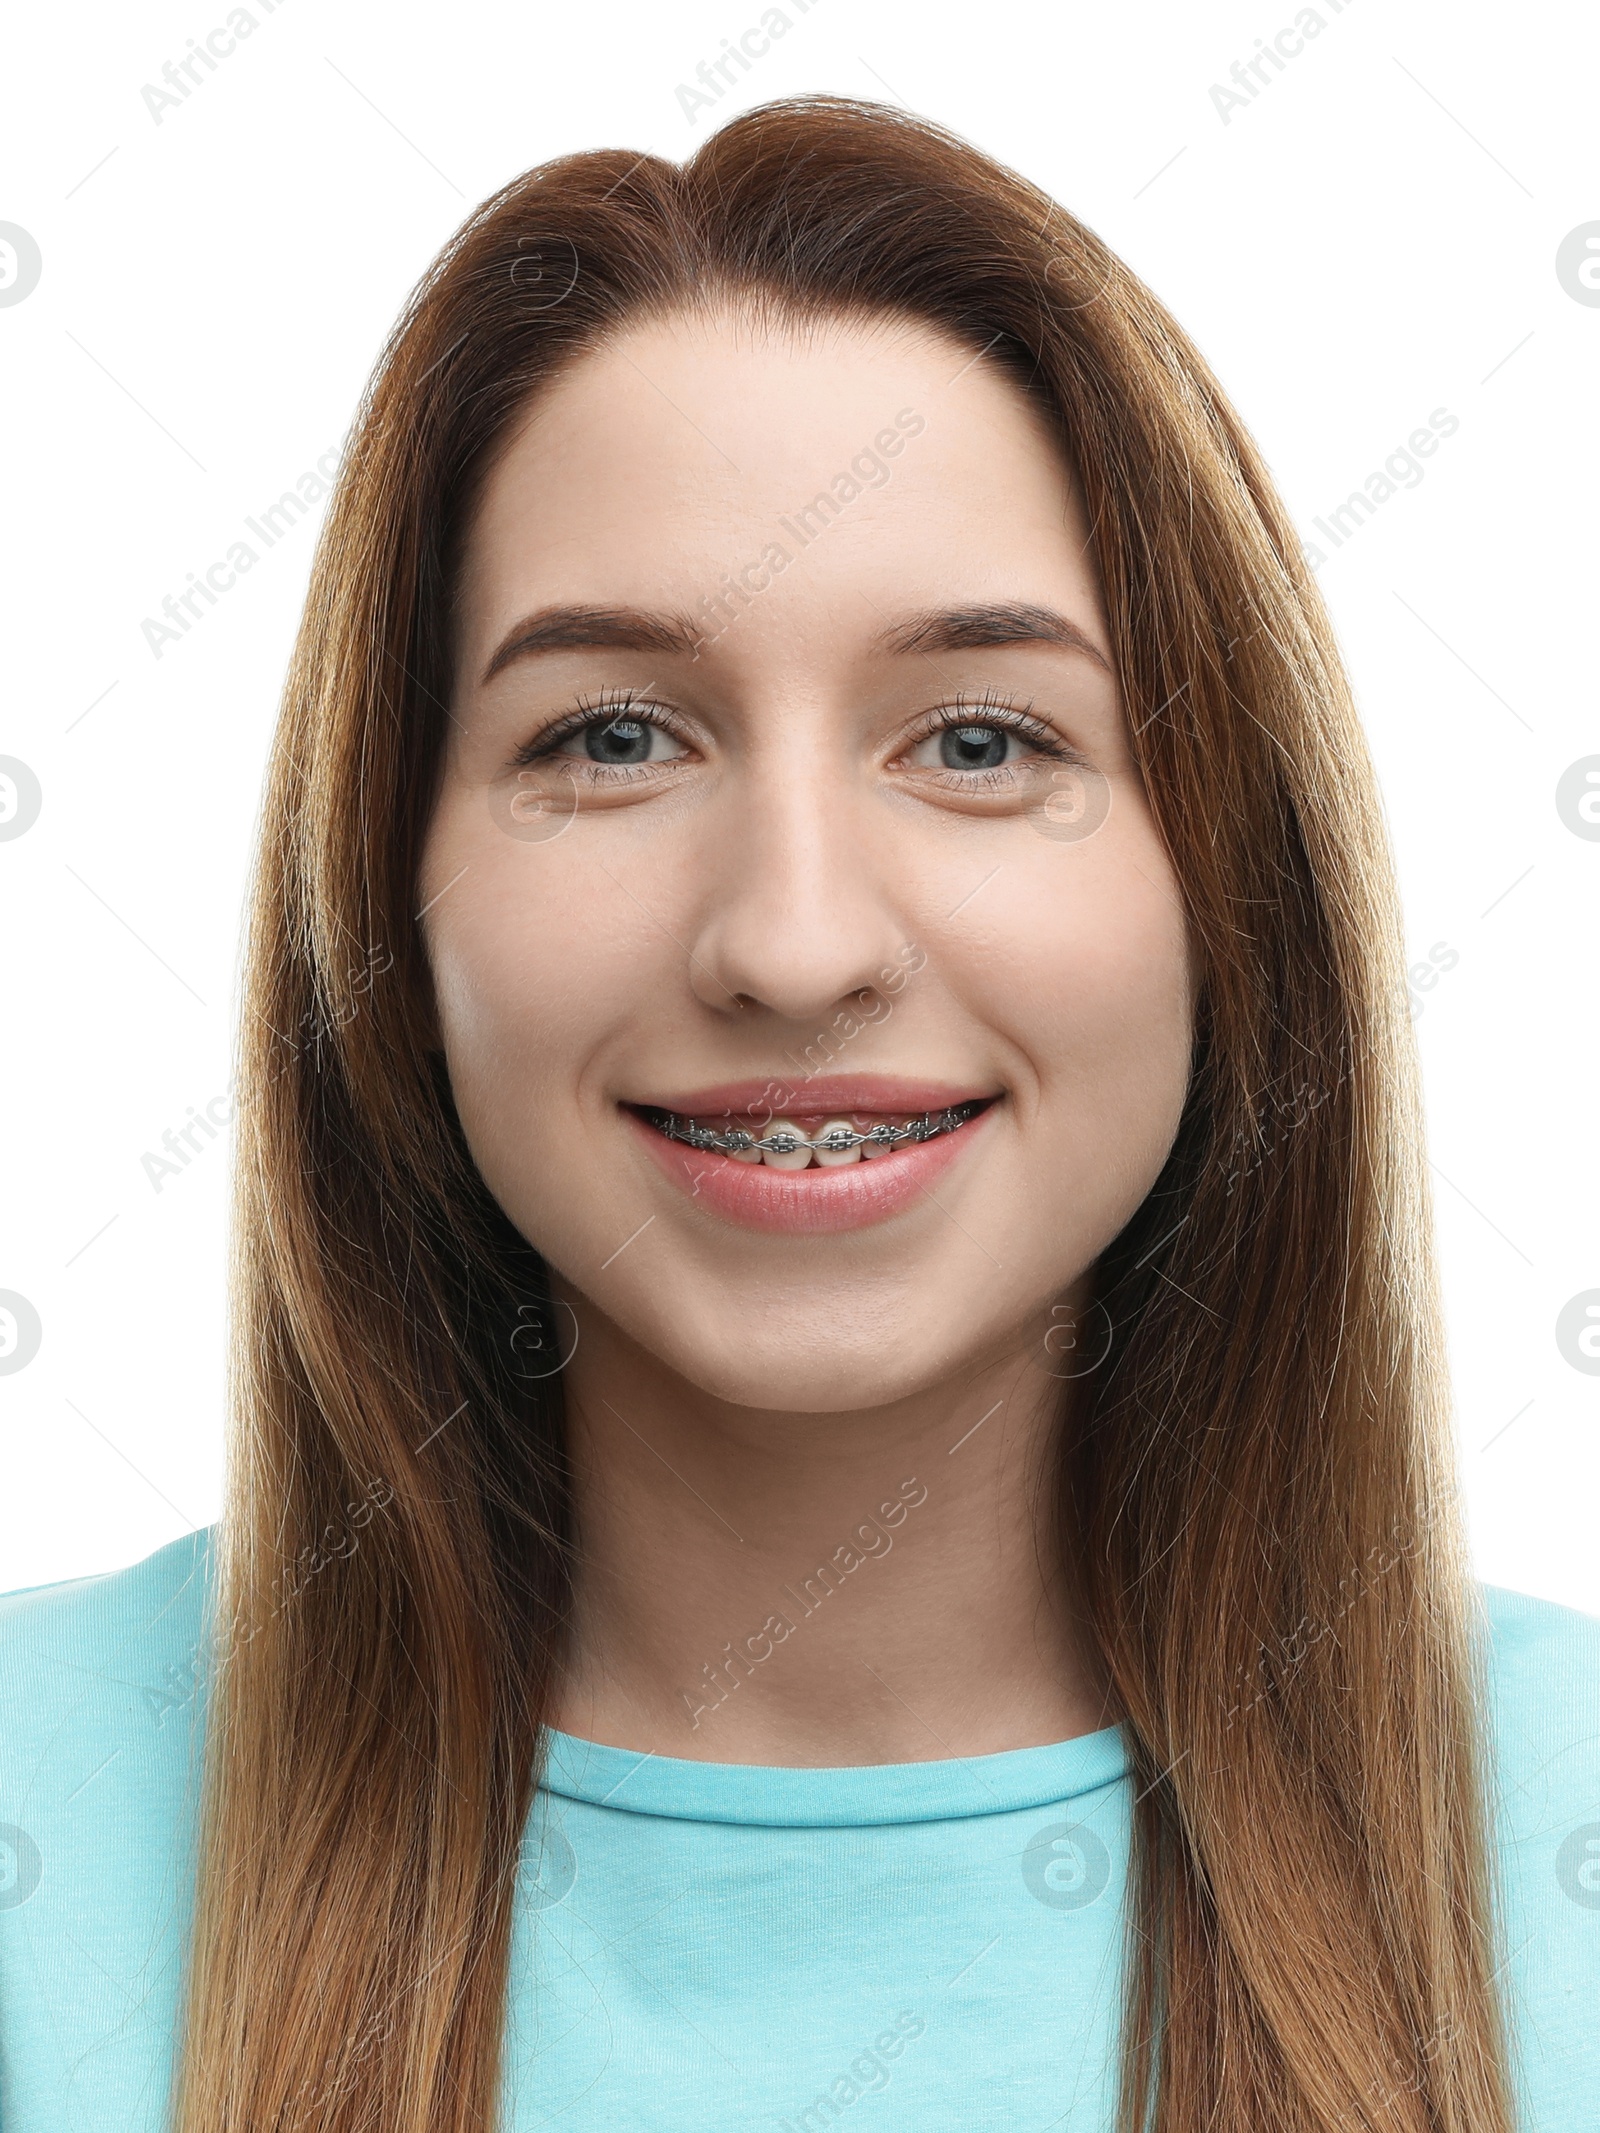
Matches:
[631,1098,994,1170]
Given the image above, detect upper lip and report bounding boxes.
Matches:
[625,1076,1000,1118]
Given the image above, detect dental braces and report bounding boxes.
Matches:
[647,1100,983,1158]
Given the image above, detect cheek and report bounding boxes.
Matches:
[420,812,653,1135]
[959,843,1193,1162]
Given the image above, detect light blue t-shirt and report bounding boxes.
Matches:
[2,1525,1597,2129]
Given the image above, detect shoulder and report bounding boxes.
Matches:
[1480,1576,1600,1675]
[0,1523,219,1690]
[0,1522,216,1628]
[1474,1582,1600,2127]
[1477,1579,1600,1800]
[0,1526,222,2128]
[0,1524,220,1810]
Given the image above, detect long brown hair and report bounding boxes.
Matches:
[173,95,1513,2132]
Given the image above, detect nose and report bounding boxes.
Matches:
[686,762,910,1025]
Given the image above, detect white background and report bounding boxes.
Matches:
[1,0,1595,1607]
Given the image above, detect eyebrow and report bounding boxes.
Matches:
[481,604,704,684]
[479,597,1113,687]
[877,602,1112,670]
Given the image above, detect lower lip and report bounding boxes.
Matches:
[623,1104,997,1234]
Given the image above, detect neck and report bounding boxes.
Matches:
[544,1293,1114,1766]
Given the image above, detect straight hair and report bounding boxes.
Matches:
[172,94,1514,2132]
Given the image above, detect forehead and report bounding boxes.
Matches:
[454,307,1098,645]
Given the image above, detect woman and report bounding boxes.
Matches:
[2,95,1595,2133]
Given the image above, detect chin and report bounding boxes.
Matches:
[638,1301,959,1416]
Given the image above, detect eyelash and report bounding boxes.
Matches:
[509,688,702,790]
[510,688,671,777]
[905,690,1080,784]
[510,686,1081,782]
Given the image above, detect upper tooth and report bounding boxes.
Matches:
[862,1121,902,1157]
[812,1118,863,1167]
[758,1119,813,1170]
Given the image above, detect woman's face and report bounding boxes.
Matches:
[421,308,1195,1410]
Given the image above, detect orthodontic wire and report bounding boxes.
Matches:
[646,1102,982,1157]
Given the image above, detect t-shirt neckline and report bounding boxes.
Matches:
[538,1721,1129,1827]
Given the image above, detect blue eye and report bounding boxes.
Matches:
[940,724,1013,770]
[583,717,652,763]
[908,721,1029,772]
[548,710,688,766]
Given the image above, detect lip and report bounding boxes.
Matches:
[622,1092,1000,1234]
[628,1074,997,1121]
